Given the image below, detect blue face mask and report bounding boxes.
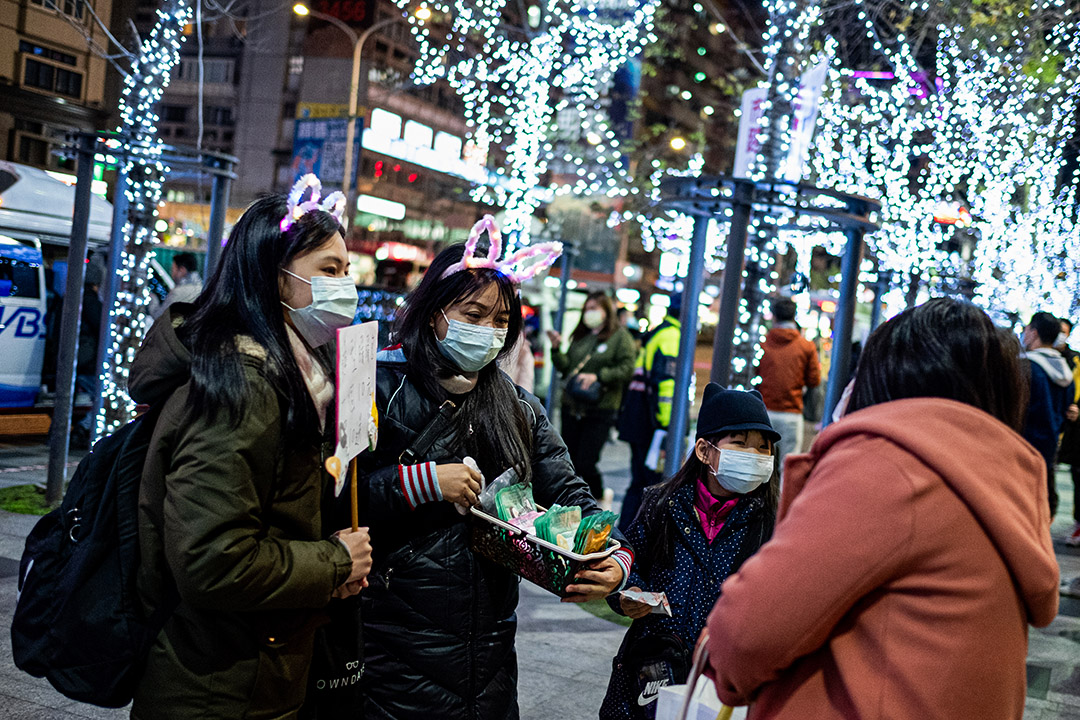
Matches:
[435,311,507,373]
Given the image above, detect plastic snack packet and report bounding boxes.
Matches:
[495,483,536,521]
[618,589,672,617]
[574,511,618,554]
[508,510,543,535]
[539,505,581,550]
[478,466,519,513]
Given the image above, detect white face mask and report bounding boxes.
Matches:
[707,443,773,495]
[831,378,856,424]
[436,310,508,373]
[583,309,606,330]
[281,269,358,347]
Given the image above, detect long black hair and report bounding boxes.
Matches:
[179,194,345,437]
[847,298,1029,432]
[637,433,779,571]
[392,243,533,481]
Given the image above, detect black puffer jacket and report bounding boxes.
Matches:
[350,349,629,719]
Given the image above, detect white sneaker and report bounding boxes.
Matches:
[1065,523,1080,547]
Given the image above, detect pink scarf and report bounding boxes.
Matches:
[694,476,739,542]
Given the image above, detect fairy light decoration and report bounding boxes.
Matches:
[808,0,1080,319]
[393,0,659,247]
[96,0,193,437]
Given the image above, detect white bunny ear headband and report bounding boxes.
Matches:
[440,214,563,283]
[280,174,348,232]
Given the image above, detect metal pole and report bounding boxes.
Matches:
[664,214,710,472]
[545,241,574,417]
[821,201,867,428]
[91,168,129,443]
[205,159,232,278]
[868,269,890,333]
[342,38,363,210]
[46,133,96,505]
[335,17,401,216]
[710,179,753,386]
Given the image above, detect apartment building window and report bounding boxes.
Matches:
[18,41,77,66]
[162,105,189,123]
[206,106,234,126]
[22,58,83,99]
[177,58,235,84]
[30,0,85,21]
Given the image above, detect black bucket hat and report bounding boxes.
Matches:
[695,383,781,443]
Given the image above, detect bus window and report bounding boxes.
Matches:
[0,255,41,299]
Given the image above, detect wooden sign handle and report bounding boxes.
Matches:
[350,459,359,532]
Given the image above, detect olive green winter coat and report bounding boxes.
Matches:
[129,307,353,720]
[551,326,637,416]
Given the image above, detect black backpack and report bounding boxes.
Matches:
[11,406,172,708]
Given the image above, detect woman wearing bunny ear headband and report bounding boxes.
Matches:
[344,216,636,719]
[127,175,373,719]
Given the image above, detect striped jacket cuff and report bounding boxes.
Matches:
[611,548,634,594]
[398,462,442,509]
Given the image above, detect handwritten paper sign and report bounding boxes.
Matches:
[330,320,379,496]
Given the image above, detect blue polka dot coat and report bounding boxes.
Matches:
[599,482,774,719]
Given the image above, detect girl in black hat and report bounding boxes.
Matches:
[599,384,779,720]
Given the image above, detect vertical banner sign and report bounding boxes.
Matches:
[329,320,379,497]
[733,60,829,181]
[291,118,363,188]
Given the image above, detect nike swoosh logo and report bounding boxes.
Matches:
[637,690,660,706]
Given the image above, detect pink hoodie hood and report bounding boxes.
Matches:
[784,397,1059,626]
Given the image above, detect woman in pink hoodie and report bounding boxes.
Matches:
[704,298,1060,720]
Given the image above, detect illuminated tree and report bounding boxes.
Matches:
[808,0,1080,318]
[97,0,193,435]
[391,0,659,245]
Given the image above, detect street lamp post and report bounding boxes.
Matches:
[293,5,424,220]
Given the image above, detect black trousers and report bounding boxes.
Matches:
[561,409,616,499]
[1073,464,1080,524]
[618,440,663,533]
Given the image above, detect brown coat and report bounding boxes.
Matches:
[705,398,1059,720]
[755,327,820,413]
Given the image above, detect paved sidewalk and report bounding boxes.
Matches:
[2,435,1080,718]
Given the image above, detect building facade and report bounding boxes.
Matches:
[0,0,114,172]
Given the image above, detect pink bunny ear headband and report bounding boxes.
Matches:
[280,174,348,232]
[440,214,563,283]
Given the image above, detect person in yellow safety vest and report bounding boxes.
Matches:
[617,292,683,533]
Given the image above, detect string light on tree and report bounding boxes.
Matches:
[809,0,1080,318]
[96,0,192,436]
[393,0,659,246]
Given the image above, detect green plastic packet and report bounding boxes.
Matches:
[495,483,536,521]
[573,511,618,554]
[538,504,582,550]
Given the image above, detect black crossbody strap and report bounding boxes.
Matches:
[398,399,458,465]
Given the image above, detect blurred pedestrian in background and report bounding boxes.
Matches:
[71,253,106,448]
[128,192,372,719]
[1021,311,1075,518]
[704,298,1059,720]
[1055,317,1080,545]
[549,291,636,500]
[617,293,682,532]
[601,385,777,718]
[151,252,203,320]
[350,224,633,719]
[755,297,821,472]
